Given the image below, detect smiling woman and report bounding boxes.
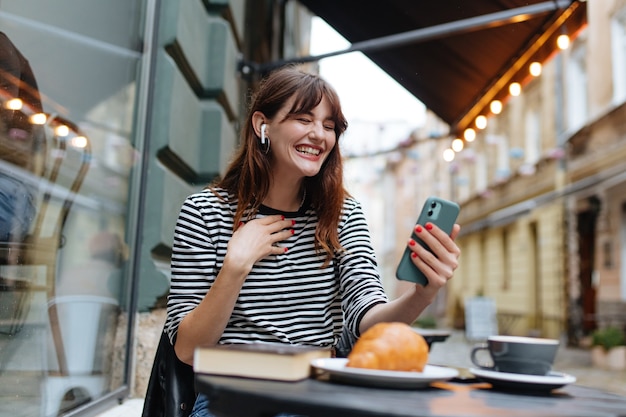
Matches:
[252,95,337,191]
[159,66,461,417]
[219,65,348,223]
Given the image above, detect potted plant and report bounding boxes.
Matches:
[590,326,626,371]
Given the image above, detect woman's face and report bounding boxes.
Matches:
[263,95,337,180]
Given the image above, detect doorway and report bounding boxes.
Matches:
[577,197,600,334]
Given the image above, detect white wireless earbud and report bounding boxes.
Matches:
[260,124,267,145]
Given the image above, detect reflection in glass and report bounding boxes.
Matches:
[0,2,142,411]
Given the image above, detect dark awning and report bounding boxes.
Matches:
[293,0,587,135]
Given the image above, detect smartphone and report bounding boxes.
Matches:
[395,196,460,286]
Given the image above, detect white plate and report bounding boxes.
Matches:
[311,358,459,389]
[470,367,577,391]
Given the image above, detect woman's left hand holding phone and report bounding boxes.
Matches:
[411,222,461,291]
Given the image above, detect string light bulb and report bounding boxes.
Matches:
[54,125,70,137]
[443,148,455,162]
[452,138,464,152]
[490,100,503,114]
[509,82,521,96]
[557,34,570,50]
[30,113,47,125]
[464,128,476,142]
[70,135,88,148]
[529,62,542,76]
[5,98,22,110]
[475,115,487,130]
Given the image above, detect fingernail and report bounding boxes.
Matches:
[284,247,288,253]
[291,229,295,235]
[411,252,418,259]
[409,239,416,246]
[239,221,244,227]
[415,225,422,233]
[425,222,433,230]
[291,220,296,226]
[281,215,285,220]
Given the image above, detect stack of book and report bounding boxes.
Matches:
[194,342,332,381]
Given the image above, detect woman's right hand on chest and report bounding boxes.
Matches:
[223,215,295,273]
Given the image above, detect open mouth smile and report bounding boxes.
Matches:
[295,145,321,156]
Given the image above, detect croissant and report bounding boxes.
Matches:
[346,322,429,372]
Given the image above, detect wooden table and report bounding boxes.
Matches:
[196,373,626,417]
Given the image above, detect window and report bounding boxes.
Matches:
[496,132,510,182]
[612,7,626,105]
[565,38,588,132]
[0,2,145,415]
[502,227,511,291]
[475,152,488,193]
[524,108,541,165]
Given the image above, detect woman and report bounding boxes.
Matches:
[164,65,461,416]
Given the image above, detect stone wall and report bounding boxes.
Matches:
[110,308,166,398]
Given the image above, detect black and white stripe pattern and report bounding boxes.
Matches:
[164,188,388,348]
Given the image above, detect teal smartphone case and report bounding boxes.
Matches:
[395,196,460,286]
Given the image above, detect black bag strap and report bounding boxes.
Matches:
[142,330,196,417]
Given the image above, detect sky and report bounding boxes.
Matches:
[309,17,426,156]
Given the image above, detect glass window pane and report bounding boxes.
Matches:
[0,1,144,415]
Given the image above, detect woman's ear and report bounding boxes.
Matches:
[251,111,266,137]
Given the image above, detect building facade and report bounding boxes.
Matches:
[435,0,626,343]
[359,0,625,345]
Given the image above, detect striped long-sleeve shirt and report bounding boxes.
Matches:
[164,187,388,349]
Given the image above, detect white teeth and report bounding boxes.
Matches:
[296,146,320,156]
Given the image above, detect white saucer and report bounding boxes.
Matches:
[470,367,576,391]
[311,358,458,389]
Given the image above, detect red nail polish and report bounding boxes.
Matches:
[284,247,288,253]
[291,220,296,225]
[411,252,418,259]
[281,215,285,220]
[415,225,422,233]
[426,222,433,230]
[291,229,295,235]
[239,221,244,227]
[409,239,416,246]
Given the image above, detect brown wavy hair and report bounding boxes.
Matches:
[212,65,349,263]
